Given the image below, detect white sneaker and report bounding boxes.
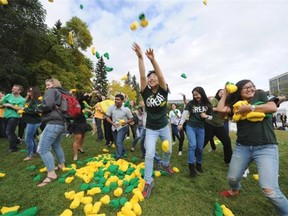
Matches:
[172,142,175,145]
[178,151,182,156]
[243,168,250,178]
[126,136,130,140]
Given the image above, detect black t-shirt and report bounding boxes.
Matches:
[236,90,277,145]
[141,86,168,130]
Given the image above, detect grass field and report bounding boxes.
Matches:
[1,127,288,216]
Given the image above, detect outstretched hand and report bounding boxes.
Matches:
[132,42,143,59]
[145,48,154,60]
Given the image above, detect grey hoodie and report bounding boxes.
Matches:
[39,87,70,125]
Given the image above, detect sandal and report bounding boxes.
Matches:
[23,156,32,161]
[54,165,65,171]
[37,176,57,187]
[220,190,239,197]
[78,149,84,153]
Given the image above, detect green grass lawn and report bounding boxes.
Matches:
[1,129,288,216]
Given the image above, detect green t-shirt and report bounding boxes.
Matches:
[206,97,224,127]
[236,90,277,145]
[141,86,168,130]
[2,93,25,118]
[185,100,213,128]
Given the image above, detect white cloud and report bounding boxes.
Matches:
[39,0,288,100]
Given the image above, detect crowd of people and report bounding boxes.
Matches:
[1,43,288,214]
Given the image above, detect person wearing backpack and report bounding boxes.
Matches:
[67,91,93,161]
[36,78,66,187]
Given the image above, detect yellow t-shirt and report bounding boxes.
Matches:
[0,106,4,118]
[93,102,104,119]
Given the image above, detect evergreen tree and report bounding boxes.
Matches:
[93,57,108,96]
[132,75,141,104]
[124,71,132,86]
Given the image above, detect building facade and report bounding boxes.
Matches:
[269,72,288,98]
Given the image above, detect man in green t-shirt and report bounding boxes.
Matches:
[0,84,25,152]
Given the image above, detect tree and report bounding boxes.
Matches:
[0,1,94,94]
[0,0,47,92]
[131,75,141,103]
[63,17,93,51]
[93,57,109,96]
[109,81,136,102]
[123,71,141,103]
[124,71,132,86]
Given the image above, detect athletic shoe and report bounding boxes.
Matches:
[142,180,155,199]
[196,163,203,173]
[178,151,182,156]
[160,163,174,175]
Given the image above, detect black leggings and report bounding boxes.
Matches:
[204,123,232,164]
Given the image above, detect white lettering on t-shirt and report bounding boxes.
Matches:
[192,106,208,113]
[146,93,165,107]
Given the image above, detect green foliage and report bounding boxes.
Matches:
[93,57,109,96]
[1,129,288,215]
[0,0,46,92]
[64,16,93,51]
[109,81,136,102]
[0,1,94,94]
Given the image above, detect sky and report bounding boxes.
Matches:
[39,0,288,100]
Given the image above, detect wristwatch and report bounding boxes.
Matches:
[250,105,256,112]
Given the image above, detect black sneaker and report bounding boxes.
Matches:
[160,163,174,175]
[196,163,203,173]
[8,148,19,153]
[142,180,155,199]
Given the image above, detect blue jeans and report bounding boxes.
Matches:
[228,143,288,215]
[132,126,143,148]
[25,123,41,157]
[171,124,180,142]
[112,125,129,159]
[186,125,205,164]
[37,124,65,172]
[144,125,172,184]
[3,118,19,150]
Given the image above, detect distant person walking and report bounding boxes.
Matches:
[169,103,184,155]
[281,112,287,127]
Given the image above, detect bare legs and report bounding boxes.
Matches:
[73,133,85,161]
